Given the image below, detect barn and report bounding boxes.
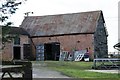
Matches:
[1,27,35,61]
[20,10,108,61]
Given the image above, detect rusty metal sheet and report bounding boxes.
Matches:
[20,10,103,37]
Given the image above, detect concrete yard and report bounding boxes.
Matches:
[32,66,69,78]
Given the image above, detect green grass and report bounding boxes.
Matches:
[32,61,120,80]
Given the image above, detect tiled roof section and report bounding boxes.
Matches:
[9,27,29,36]
[20,10,104,37]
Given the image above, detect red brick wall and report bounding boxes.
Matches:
[2,35,29,61]
[2,43,13,61]
[20,35,29,45]
[32,34,94,59]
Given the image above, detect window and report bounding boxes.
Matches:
[14,37,20,45]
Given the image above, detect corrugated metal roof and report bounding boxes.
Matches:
[20,10,104,37]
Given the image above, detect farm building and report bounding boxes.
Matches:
[1,27,35,61]
[20,10,108,61]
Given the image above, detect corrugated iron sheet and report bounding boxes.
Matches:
[20,10,103,37]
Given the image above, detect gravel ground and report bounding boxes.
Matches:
[33,67,69,78]
[32,62,70,78]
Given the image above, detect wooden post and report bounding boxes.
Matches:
[93,59,96,69]
[22,61,32,80]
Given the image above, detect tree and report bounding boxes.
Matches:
[0,0,26,49]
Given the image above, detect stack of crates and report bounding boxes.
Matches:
[36,44,44,61]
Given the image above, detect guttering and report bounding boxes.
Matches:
[30,32,94,38]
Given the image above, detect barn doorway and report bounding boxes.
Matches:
[44,42,60,61]
[13,46,21,59]
[23,44,33,60]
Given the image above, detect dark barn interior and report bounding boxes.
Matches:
[44,42,60,61]
[13,46,21,59]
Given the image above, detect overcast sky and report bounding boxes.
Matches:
[6,0,119,52]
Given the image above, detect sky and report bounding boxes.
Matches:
[3,0,119,52]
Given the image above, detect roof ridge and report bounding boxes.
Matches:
[25,10,102,18]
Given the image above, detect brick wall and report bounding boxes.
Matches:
[2,43,13,61]
[20,35,29,45]
[2,35,29,61]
